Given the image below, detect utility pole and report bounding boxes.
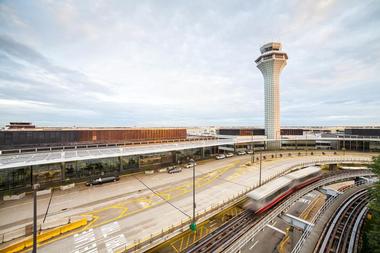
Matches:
[189,159,196,232]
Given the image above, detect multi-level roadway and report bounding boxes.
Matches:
[0,151,375,253]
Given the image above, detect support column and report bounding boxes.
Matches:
[118,157,122,174]
[61,162,65,182]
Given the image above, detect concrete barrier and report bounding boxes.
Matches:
[145,170,154,174]
[37,188,51,196]
[158,168,167,173]
[0,218,88,253]
[3,193,26,201]
[2,228,26,243]
[41,219,68,230]
[59,183,75,191]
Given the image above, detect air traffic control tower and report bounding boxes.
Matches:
[255,42,288,147]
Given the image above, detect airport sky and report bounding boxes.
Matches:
[0,0,379,127]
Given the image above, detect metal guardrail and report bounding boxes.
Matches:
[348,206,368,253]
[291,181,372,253]
[224,170,375,253]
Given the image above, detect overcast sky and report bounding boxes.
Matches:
[0,0,379,127]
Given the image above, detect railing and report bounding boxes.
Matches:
[0,137,219,155]
[224,170,375,253]
[291,181,372,253]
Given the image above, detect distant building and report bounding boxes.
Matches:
[0,124,187,149]
[6,122,35,129]
[217,128,303,136]
[344,127,380,137]
[255,42,288,140]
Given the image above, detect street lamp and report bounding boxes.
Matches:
[259,152,262,186]
[33,183,40,253]
[189,159,196,232]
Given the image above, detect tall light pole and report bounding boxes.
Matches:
[259,152,262,186]
[251,129,255,164]
[189,159,196,232]
[33,183,40,253]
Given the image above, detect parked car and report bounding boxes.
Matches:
[168,167,182,174]
[86,176,119,186]
[216,154,226,160]
[226,153,234,158]
[237,151,246,156]
[246,150,254,154]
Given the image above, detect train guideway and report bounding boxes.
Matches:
[279,213,314,230]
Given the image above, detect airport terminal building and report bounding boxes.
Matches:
[0,123,380,196]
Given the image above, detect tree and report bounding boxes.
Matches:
[362,156,380,252]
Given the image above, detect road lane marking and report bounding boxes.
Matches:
[249,240,259,250]
[72,242,97,253]
[72,229,97,253]
[105,234,127,253]
[101,221,121,238]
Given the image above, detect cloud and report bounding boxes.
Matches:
[0,0,379,127]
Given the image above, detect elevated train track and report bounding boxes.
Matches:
[185,170,375,253]
[315,189,370,253]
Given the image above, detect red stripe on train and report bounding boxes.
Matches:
[255,175,322,214]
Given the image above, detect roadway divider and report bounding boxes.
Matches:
[0,218,87,253]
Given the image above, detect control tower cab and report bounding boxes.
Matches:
[255,42,288,145]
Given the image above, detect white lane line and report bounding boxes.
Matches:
[101,222,121,238]
[249,240,259,250]
[105,234,127,253]
[72,242,97,253]
[74,238,96,248]
[72,229,97,253]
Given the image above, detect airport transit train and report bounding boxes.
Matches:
[245,166,322,214]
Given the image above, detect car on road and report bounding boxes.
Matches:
[216,154,226,160]
[225,153,234,158]
[86,176,120,186]
[237,151,246,156]
[184,162,197,168]
[168,167,182,173]
[246,150,254,154]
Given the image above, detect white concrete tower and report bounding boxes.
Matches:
[255,42,288,141]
